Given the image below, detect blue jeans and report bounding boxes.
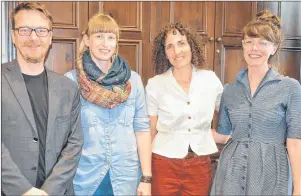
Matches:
[93,171,114,196]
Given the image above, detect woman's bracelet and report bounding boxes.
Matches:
[140,175,152,183]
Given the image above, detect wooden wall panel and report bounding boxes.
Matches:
[173,2,206,32]
[150,2,170,40]
[45,40,76,74]
[257,1,280,15]
[88,2,100,19]
[151,2,170,29]
[119,40,142,74]
[40,2,77,28]
[149,2,171,78]
[223,47,245,84]
[205,2,216,69]
[103,2,142,32]
[6,1,300,83]
[214,2,256,82]
[279,49,301,81]
[223,2,253,36]
[140,2,152,85]
[279,2,301,39]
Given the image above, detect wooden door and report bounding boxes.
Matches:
[214,2,256,84]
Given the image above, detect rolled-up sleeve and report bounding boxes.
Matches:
[216,84,232,135]
[133,74,150,132]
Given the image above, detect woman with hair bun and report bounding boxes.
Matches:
[210,10,301,195]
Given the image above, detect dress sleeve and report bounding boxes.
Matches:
[216,84,232,135]
[286,79,301,139]
[145,77,159,116]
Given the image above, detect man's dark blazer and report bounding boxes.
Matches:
[1,60,83,195]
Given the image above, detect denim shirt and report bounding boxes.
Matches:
[64,70,150,196]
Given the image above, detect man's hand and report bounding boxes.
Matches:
[22,187,48,196]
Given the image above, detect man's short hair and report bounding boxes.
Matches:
[11,2,53,29]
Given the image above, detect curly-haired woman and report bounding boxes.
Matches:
[145,22,223,195]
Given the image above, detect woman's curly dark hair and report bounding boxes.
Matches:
[152,21,206,75]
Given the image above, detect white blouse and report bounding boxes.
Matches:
[145,67,223,158]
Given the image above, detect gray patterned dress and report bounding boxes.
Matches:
[210,68,301,195]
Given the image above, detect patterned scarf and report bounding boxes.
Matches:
[76,50,131,108]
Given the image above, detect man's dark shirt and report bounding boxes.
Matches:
[23,70,48,188]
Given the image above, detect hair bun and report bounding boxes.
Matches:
[256,10,281,29]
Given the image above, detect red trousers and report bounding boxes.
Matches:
[152,153,212,196]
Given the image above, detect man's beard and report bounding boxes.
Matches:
[24,55,44,63]
[21,42,49,63]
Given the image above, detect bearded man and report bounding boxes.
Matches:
[1,2,83,196]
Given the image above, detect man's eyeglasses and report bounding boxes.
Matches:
[242,39,273,50]
[14,27,52,37]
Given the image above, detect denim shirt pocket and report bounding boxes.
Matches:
[118,97,135,127]
[80,101,98,128]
